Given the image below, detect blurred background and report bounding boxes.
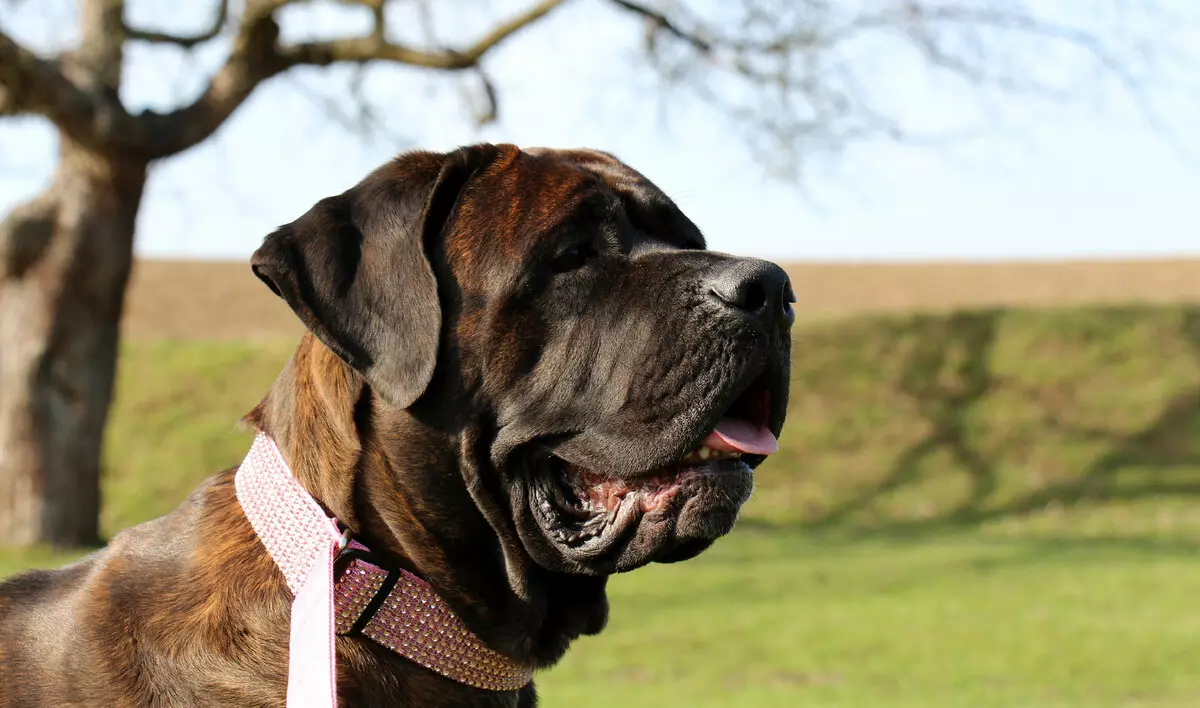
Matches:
[3,1,1200,706]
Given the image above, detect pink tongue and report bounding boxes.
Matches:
[705,418,779,455]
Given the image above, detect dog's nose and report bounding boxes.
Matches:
[707,258,795,327]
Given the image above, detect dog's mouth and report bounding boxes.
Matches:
[528,378,775,569]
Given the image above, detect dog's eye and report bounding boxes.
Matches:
[550,243,598,273]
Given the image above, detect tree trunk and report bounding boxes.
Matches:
[0,137,146,547]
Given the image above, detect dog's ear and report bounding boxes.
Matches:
[250,144,500,408]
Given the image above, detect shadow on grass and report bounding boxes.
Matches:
[789,306,1200,540]
[810,311,1000,528]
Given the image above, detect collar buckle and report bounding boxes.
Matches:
[333,546,401,637]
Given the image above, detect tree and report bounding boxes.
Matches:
[0,0,1190,547]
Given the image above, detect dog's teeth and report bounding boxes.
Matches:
[698,446,711,460]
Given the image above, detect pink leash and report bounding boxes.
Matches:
[235,432,532,707]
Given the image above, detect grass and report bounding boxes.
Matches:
[540,530,1200,708]
[4,304,1200,706]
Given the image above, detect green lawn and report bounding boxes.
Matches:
[4,305,1200,706]
[540,530,1200,708]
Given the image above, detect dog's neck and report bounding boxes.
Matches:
[243,334,608,668]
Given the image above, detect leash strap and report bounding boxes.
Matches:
[234,433,532,707]
[235,433,344,707]
[289,539,339,706]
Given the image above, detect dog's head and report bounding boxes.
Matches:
[251,144,792,578]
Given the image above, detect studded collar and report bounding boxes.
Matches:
[234,432,533,706]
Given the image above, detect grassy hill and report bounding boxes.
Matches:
[4,303,1199,706]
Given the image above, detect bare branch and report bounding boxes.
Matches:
[135,0,565,158]
[125,0,230,49]
[461,68,500,126]
[615,0,1190,179]
[286,64,393,140]
[129,0,291,158]
[278,0,567,70]
[0,28,127,145]
[0,1,162,151]
[608,0,711,54]
[477,70,499,126]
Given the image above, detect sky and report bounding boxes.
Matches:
[1,0,1199,263]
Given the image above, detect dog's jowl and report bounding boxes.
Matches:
[0,144,793,707]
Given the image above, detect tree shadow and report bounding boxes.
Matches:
[810,310,1000,528]
[800,306,1200,534]
[965,307,1200,524]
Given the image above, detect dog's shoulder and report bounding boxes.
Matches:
[0,469,291,707]
[0,547,100,611]
[0,548,101,706]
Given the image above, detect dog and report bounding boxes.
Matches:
[0,144,793,707]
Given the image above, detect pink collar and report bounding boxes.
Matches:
[235,432,532,706]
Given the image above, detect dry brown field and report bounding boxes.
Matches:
[122,257,1200,340]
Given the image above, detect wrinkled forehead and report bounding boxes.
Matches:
[443,147,705,284]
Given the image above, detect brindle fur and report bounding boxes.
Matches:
[0,144,792,707]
